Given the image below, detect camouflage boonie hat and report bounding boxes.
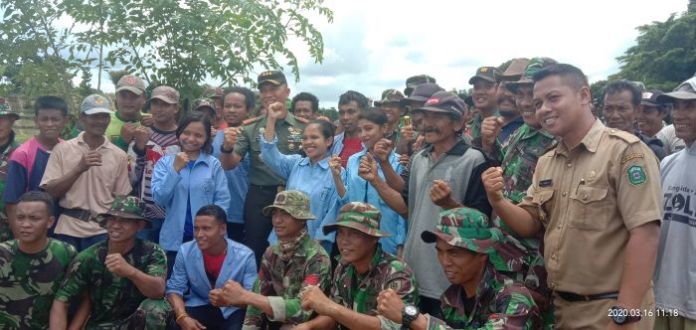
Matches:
[374,89,405,107]
[498,58,530,82]
[404,74,437,96]
[97,196,148,228]
[193,98,216,112]
[202,85,224,99]
[506,57,558,92]
[323,202,389,237]
[262,190,316,220]
[0,98,20,120]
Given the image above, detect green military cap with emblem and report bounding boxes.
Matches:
[323,202,389,237]
[374,89,405,107]
[262,190,316,220]
[97,196,150,228]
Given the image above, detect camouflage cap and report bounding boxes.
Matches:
[497,58,530,82]
[421,207,501,254]
[506,57,558,92]
[116,75,146,95]
[468,66,501,85]
[323,202,389,237]
[202,85,224,99]
[97,196,148,228]
[0,98,20,120]
[150,85,180,104]
[404,74,437,96]
[374,89,405,107]
[262,190,316,220]
[193,98,216,112]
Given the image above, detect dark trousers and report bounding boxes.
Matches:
[419,295,443,319]
[243,185,277,268]
[169,305,244,330]
[227,223,245,243]
[54,233,108,252]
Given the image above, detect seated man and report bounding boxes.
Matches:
[50,196,170,329]
[209,190,331,329]
[167,205,257,330]
[300,202,418,330]
[377,207,540,329]
[0,191,77,328]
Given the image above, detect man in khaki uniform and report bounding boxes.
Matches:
[482,63,661,330]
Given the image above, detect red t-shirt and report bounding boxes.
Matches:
[339,137,363,168]
[202,250,226,283]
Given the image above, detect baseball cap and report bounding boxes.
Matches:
[258,70,287,87]
[374,89,405,107]
[323,202,389,237]
[497,58,530,82]
[413,91,468,118]
[0,98,20,120]
[404,74,437,96]
[640,90,665,107]
[506,57,558,92]
[404,83,445,103]
[262,190,316,220]
[657,77,696,103]
[150,86,180,105]
[97,196,150,228]
[468,66,500,85]
[202,86,224,99]
[193,98,216,111]
[80,94,113,115]
[115,75,146,95]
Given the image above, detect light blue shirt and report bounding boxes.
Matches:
[166,239,257,318]
[212,130,249,224]
[330,132,345,156]
[342,149,406,255]
[260,134,342,248]
[152,153,231,252]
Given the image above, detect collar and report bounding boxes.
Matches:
[555,119,604,156]
[76,132,112,150]
[442,264,495,317]
[298,155,331,169]
[422,138,470,157]
[272,230,311,258]
[115,111,142,123]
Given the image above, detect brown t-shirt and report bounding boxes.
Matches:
[518,120,662,294]
[41,133,131,238]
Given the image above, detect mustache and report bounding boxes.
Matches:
[423,127,440,134]
[497,96,515,106]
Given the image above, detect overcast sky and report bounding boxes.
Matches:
[97,0,690,108]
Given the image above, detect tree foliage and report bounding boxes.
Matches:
[611,5,696,91]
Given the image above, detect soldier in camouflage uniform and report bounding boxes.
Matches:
[210,190,331,329]
[466,66,501,142]
[300,202,418,330]
[378,207,540,330]
[0,191,77,329]
[50,196,170,330]
[0,99,20,242]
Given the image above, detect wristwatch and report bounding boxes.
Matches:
[401,304,419,330]
[609,306,641,325]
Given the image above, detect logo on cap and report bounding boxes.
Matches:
[480,67,489,73]
[425,98,440,106]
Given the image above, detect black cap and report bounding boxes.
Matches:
[414,91,468,118]
[404,83,445,103]
[640,90,664,107]
[405,74,437,96]
[468,66,500,85]
[258,70,287,87]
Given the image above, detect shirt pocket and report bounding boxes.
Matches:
[569,185,610,230]
[531,189,555,226]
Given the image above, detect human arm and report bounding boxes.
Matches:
[151,155,181,207]
[42,148,101,198]
[260,132,303,180]
[360,154,408,217]
[482,167,542,237]
[105,252,165,298]
[212,159,232,212]
[329,155,346,198]
[67,293,91,330]
[219,127,245,170]
[374,139,406,192]
[167,293,206,330]
[301,286,382,330]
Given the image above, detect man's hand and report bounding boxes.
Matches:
[133,126,150,150]
[358,153,378,183]
[430,180,460,209]
[267,102,286,121]
[105,253,136,278]
[121,123,137,143]
[174,152,190,173]
[481,167,505,203]
[480,116,503,151]
[223,127,241,150]
[329,155,343,177]
[398,154,410,168]
[177,315,207,330]
[78,150,102,172]
[373,138,393,163]
[300,285,335,315]
[140,114,154,127]
[210,280,247,306]
[401,125,415,142]
[377,289,405,323]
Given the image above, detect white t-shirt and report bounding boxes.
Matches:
[656,124,686,154]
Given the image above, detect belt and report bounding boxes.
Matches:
[249,184,285,193]
[62,208,96,222]
[555,291,619,302]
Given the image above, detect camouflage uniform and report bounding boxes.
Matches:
[54,196,170,329]
[323,202,419,330]
[244,191,332,329]
[421,207,540,329]
[0,100,19,242]
[0,238,77,329]
[375,89,406,145]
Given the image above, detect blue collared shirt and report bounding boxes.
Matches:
[342,149,406,255]
[166,239,257,318]
[260,134,342,248]
[152,153,231,252]
[330,131,345,156]
[212,130,250,224]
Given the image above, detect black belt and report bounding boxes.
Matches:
[556,291,619,302]
[62,208,95,222]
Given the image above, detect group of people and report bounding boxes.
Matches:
[0,56,694,330]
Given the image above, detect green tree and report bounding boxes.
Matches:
[611,4,696,91]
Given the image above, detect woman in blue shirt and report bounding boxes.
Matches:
[329,110,406,256]
[152,113,231,273]
[260,109,342,252]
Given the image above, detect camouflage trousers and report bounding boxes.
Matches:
[87,299,172,330]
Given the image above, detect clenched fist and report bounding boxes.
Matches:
[174,152,191,173]
[78,150,102,172]
[481,167,505,203]
[223,127,241,150]
[480,116,504,151]
[267,102,286,120]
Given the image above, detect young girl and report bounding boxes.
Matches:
[152,112,231,272]
[330,110,406,256]
[261,114,342,252]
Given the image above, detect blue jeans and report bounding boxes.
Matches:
[54,233,108,252]
[137,218,164,243]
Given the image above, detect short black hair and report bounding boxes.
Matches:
[224,87,255,111]
[196,204,228,224]
[358,109,388,126]
[338,90,369,111]
[18,191,55,216]
[603,80,642,107]
[34,96,68,117]
[532,63,589,92]
[176,112,213,154]
[291,92,319,114]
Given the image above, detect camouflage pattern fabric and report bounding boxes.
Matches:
[54,239,169,329]
[427,265,540,330]
[0,239,77,329]
[262,190,316,220]
[466,112,484,142]
[323,202,389,237]
[330,247,418,330]
[96,195,148,228]
[243,231,331,329]
[0,132,17,242]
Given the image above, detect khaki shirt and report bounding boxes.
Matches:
[40,133,131,237]
[234,114,306,186]
[519,120,662,294]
